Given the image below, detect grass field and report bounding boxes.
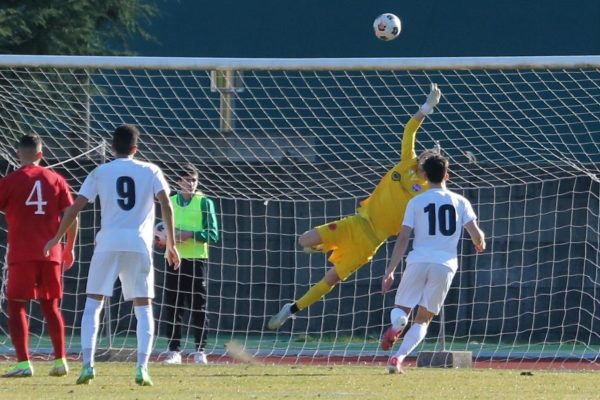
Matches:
[0,361,597,400]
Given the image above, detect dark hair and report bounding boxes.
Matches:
[17,133,42,151]
[422,154,449,184]
[112,124,139,155]
[179,162,199,179]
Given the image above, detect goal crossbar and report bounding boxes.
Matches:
[1,54,600,71]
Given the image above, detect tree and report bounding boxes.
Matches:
[0,1,160,161]
[0,0,158,55]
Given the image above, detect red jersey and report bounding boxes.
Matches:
[0,164,74,264]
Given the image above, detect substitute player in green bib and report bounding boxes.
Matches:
[160,163,219,365]
[268,83,442,330]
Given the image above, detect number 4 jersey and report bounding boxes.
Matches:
[402,188,477,272]
[78,158,170,254]
[0,165,74,264]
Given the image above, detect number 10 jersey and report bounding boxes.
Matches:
[402,188,477,272]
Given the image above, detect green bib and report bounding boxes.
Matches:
[171,193,208,259]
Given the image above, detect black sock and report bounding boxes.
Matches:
[290,303,299,314]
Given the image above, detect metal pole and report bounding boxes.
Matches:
[99,140,114,350]
[220,89,234,133]
[438,306,446,351]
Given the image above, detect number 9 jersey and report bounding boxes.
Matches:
[78,158,170,255]
[0,165,74,264]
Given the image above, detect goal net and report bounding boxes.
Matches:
[0,55,598,364]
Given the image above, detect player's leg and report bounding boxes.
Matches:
[7,300,29,362]
[269,216,380,330]
[295,267,340,311]
[4,300,33,377]
[3,262,35,377]
[77,252,119,384]
[190,260,208,364]
[76,294,103,384]
[298,229,323,253]
[388,306,434,375]
[38,261,69,377]
[123,252,155,386]
[381,262,427,352]
[40,299,68,376]
[268,267,339,330]
[381,306,411,351]
[389,263,454,375]
[133,297,154,386]
[162,259,184,365]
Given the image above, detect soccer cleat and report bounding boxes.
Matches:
[387,356,405,375]
[76,363,96,385]
[2,361,33,378]
[193,351,208,365]
[267,303,294,330]
[135,366,153,386]
[380,325,405,351]
[49,358,69,377]
[162,351,182,365]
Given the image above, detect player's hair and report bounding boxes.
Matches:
[17,133,43,152]
[112,124,139,155]
[179,162,199,179]
[422,154,449,183]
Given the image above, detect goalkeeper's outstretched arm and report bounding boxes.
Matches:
[400,83,442,162]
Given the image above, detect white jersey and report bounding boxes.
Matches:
[402,187,477,272]
[79,158,170,254]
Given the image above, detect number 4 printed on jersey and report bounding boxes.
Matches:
[25,180,47,214]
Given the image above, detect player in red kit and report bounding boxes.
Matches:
[0,134,78,377]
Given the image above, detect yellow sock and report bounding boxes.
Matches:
[295,280,334,311]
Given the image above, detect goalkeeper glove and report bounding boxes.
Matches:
[420,83,441,115]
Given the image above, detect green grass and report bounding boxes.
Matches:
[2,334,599,359]
[0,361,597,400]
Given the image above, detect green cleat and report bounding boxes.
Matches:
[135,366,153,386]
[2,361,33,378]
[76,363,95,385]
[49,358,69,377]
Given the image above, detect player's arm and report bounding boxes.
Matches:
[43,195,88,257]
[156,190,181,269]
[400,83,442,161]
[381,224,413,294]
[175,198,220,244]
[61,214,79,270]
[201,197,220,244]
[464,220,486,253]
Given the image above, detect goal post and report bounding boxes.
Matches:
[0,55,598,364]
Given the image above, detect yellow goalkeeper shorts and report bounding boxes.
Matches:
[315,214,383,281]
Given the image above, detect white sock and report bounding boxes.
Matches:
[81,297,103,366]
[390,308,408,331]
[134,305,154,368]
[393,322,428,364]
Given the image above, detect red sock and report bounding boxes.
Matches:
[7,300,29,362]
[40,299,66,359]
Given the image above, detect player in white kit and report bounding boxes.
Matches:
[380,154,485,374]
[45,125,180,386]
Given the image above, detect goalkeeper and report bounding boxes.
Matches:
[268,83,442,330]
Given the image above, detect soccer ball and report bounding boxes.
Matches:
[373,13,401,41]
[154,221,166,245]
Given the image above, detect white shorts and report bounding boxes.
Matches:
[394,262,455,315]
[87,251,154,301]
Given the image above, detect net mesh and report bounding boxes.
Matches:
[0,58,598,363]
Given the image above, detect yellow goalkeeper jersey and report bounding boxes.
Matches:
[357,117,429,240]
